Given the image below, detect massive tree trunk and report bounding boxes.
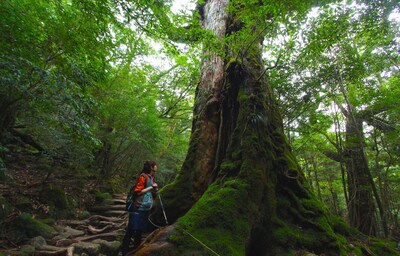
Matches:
[150,0,230,224]
[136,1,393,255]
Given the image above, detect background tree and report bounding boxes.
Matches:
[0,0,196,188]
[268,0,400,238]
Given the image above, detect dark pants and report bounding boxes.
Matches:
[120,211,149,255]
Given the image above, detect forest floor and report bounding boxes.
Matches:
[0,147,140,255]
[1,148,97,218]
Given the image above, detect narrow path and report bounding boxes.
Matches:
[2,194,130,256]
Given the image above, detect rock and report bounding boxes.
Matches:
[53,225,85,240]
[29,236,47,248]
[19,245,35,255]
[73,241,101,256]
[15,213,57,239]
[64,226,85,237]
[92,239,121,255]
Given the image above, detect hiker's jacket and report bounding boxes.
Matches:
[134,174,155,211]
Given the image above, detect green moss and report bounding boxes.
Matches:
[352,247,363,256]
[76,210,91,219]
[93,190,113,204]
[284,150,300,171]
[238,91,249,102]
[41,185,69,209]
[40,218,56,226]
[331,216,360,237]
[172,181,252,255]
[272,188,352,255]
[273,223,315,248]
[20,245,35,255]
[219,160,237,174]
[272,220,349,255]
[301,197,326,216]
[368,239,400,255]
[14,213,57,239]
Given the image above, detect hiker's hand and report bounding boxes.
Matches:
[152,183,158,189]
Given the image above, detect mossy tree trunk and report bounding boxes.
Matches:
[139,1,378,255]
[150,0,231,224]
[335,78,388,237]
[344,115,378,236]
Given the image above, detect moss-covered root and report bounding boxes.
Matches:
[135,181,251,256]
[131,225,180,256]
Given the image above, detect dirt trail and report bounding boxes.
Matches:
[2,194,130,256]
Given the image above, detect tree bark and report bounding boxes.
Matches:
[139,1,377,255]
[150,0,231,224]
[344,116,378,236]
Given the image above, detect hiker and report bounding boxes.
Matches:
[120,160,158,256]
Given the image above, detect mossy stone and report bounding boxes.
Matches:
[19,245,35,255]
[41,185,69,209]
[92,239,121,255]
[76,210,91,219]
[93,190,113,204]
[15,213,57,239]
[29,236,47,247]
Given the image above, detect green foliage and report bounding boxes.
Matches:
[0,0,115,168]
[0,0,195,193]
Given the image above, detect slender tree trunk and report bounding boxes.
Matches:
[336,71,389,237]
[328,174,341,216]
[345,116,378,236]
[333,106,349,211]
[303,156,313,190]
[311,152,322,201]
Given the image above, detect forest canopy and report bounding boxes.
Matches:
[0,0,399,255]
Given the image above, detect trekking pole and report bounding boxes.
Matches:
[158,194,169,225]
